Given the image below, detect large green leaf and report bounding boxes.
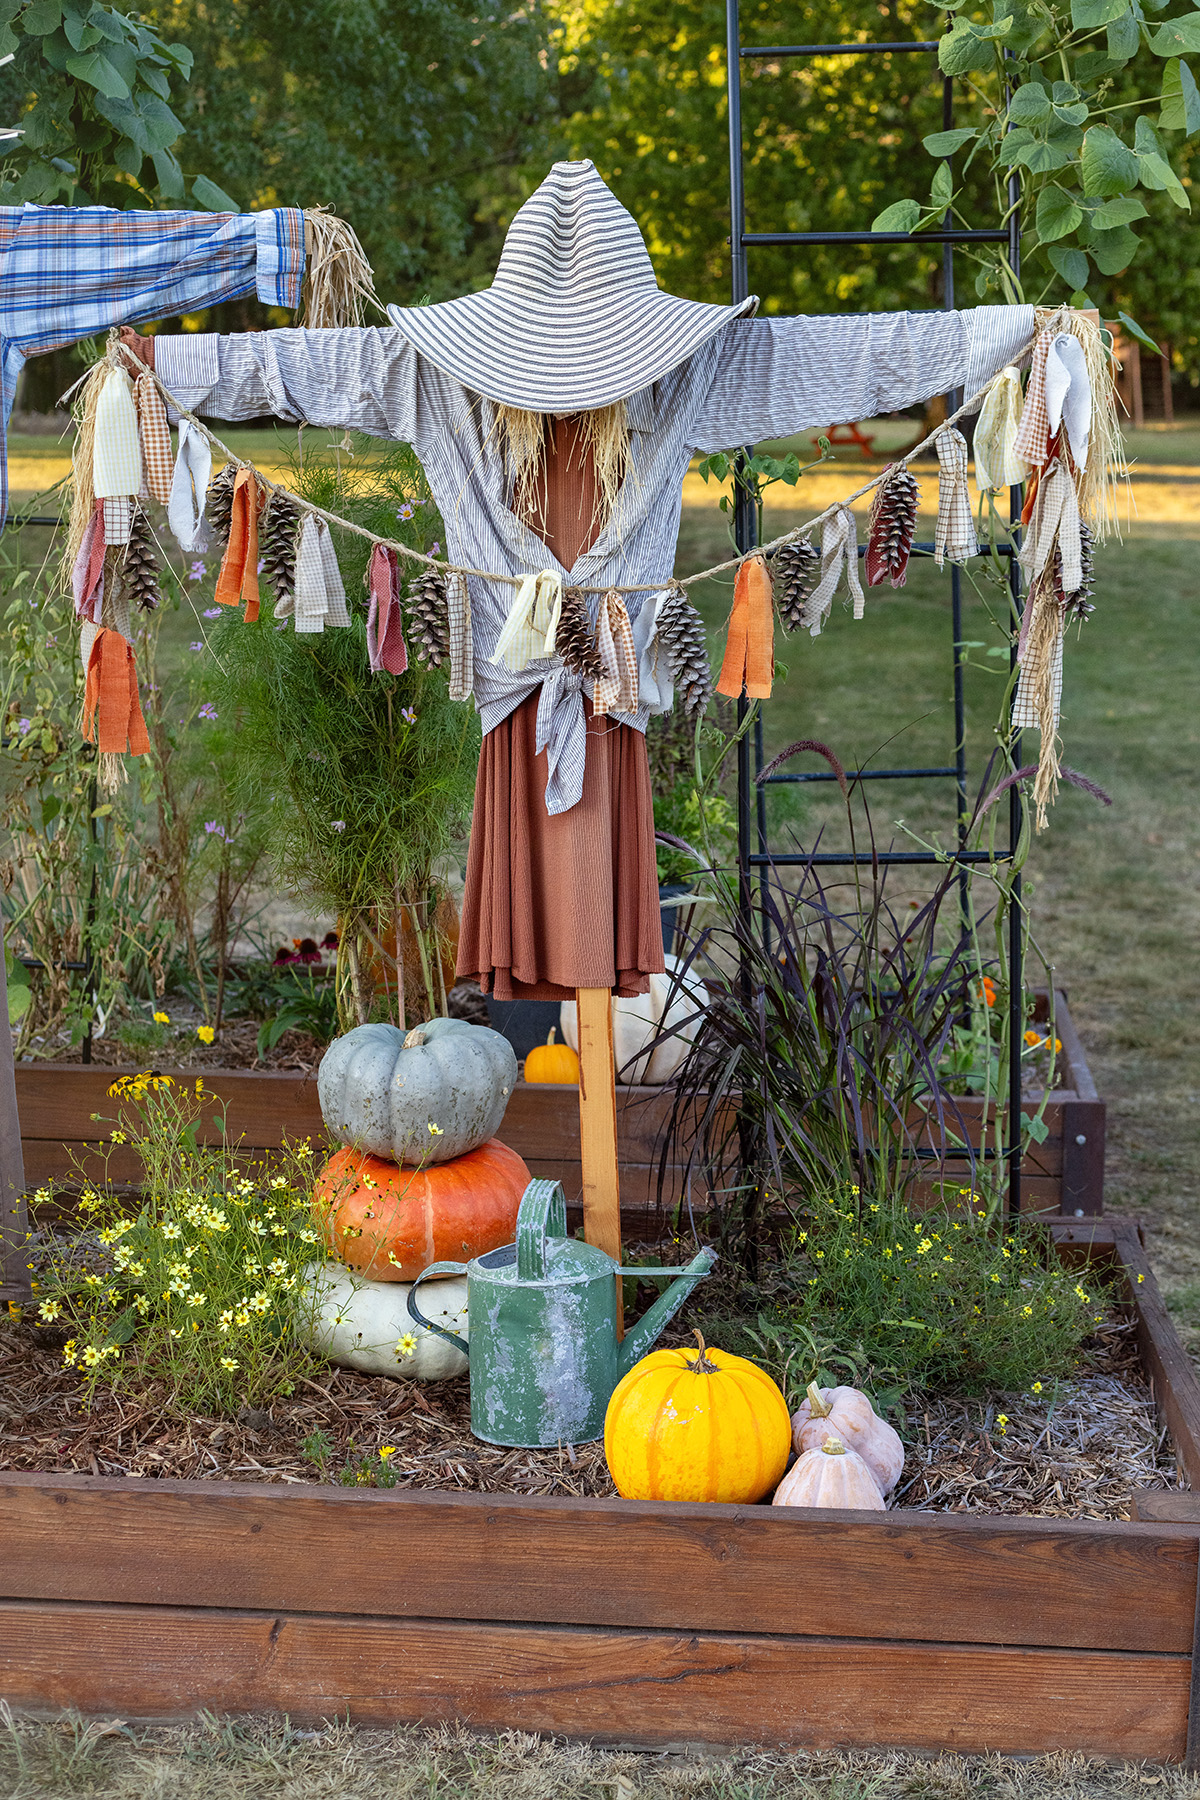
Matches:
[23,0,64,34]
[150,144,184,197]
[137,95,183,152]
[1138,147,1191,205]
[111,136,142,178]
[871,198,922,232]
[1091,194,1149,225]
[939,22,998,74]
[1047,244,1091,287]
[1009,137,1074,171]
[1148,12,1200,52]
[1007,81,1052,124]
[94,93,150,151]
[1090,222,1139,270]
[1107,9,1142,56]
[1070,0,1128,22]
[1118,310,1163,353]
[1036,183,1084,240]
[922,128,977,156]
[1160,57,1200,131]
[930,161,953,206]
[191,172,239,212]
[1080,123,1140,193]
[64,50,131,99]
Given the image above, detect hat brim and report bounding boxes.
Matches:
[387,286,758,411]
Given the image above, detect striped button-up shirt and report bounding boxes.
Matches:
[0,204,304,525]
[158,302,1032,814]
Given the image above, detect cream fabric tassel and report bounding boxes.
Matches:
[802,506,864,634]
[973,367,1028,492]
[592,589,639,715]
[934,428,977,567]
[1019,460,1082,594]
[446,571,474,703]
[92,367,142,499]
[489,569,563,671]
[293,515,350,632]
[167,419,213,551]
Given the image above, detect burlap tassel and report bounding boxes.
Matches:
[556,586,605,681]
[301,206,381,328]
[770,537,820,633]
[123,504,161,612]
[656,583,713,715]
[406,568,451,668]
[61,360,108,589]
[865,463,920,588]
[260,489,302,613]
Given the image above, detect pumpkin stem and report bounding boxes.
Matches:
[547,1027,557,1046]
[820,1437,848,1457]
[688,1329,719,1374]
[403,1027,428,1048]
[807,1381,832,1419]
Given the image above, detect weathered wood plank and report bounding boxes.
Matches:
[0,1601,1185,1757]
[1132,1492,1200,1523]
[1060,1098,1106,1216]
[1114,1222,1200,1493]
[0,1474,1194,1653]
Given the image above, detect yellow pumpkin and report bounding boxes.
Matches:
[791,1382,905,1497]
[772,1436,886,1511]
[604,1332,790,1504]
[523,1027,580,1085]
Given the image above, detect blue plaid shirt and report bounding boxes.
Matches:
[0,203,305,525]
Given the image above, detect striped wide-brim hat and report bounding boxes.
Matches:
[387,161,757,412]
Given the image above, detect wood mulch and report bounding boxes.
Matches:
[0,1309,1182,1516]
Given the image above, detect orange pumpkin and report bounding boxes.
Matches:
[314,1137,530,1281]
[524,1027,580,1085]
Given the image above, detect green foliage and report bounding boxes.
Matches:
[0,0,229,208]
[695,437,834,546]
[31,1071,326,1414]
[755,1190,1108,1395]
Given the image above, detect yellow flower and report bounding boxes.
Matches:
[153,1010,170,1024]
[379,1445,398,1460]
[235,1309,250,1327]
[196,1025,215,1045]
[220,1356,238,1371]
[1021,1305,1032,1316]
[38,1299,61,1322]
[1031,1381,1043,1393]
[996,1413,1009,1435]
[428,1122,444,1135]
[396,1333,418,1358]
[82,1345,103,1368]
[110,1129,127,1144]
[195,1078,205,1095]
[916,1238,933,1255]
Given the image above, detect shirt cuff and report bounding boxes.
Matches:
[155,333,219,415]
[253,208,305,308]
[963,305,1036,400]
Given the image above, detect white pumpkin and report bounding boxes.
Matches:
[559,954,708,1085]
[790,1382,906,1497]
[301,1261,468,1380]
[772,1437,887,1510]
[317,1017,517,1165]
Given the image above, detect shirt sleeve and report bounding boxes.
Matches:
[154,327,426,447]
[691,305,1035,450]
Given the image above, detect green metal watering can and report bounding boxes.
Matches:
[407,1179,716,1448]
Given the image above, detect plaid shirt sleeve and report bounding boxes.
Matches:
[0,203,305,527]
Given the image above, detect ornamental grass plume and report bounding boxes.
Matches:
[31,1073,325,1414]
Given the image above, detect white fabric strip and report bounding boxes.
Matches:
[802,506,864,634]
[973,366,1028,492]
[167,418,213,551]
[93,367,142,499]
[1044,333,1091,469]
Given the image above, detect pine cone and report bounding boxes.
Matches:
[656,583,712,715]
[122,504,161,612]
[206,463,237,553]
[406,568,451,668]
[1057,519,1095,623]
[260,490,301,611]
[770,537,820,633]
[556,586,605,681]
[865,463,920,589]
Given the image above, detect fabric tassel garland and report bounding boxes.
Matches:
[72,501,106,623]
[92,366,141,500]
[168,419,213,552]
[865,463,919,588]
[803,506,864,634]
[771,537,820,633]
[490,568,563,672]
[214,466,266,622]
[592,589,640,715]
[654,582,712,715]
[366,544,408,674]
[716,553,774,699]
[134,371,174,504]
[556,586,605,681]
[1013,328,1054,471]
[293,514,351,633]
[446,570,474,703]
[973,366,1028,492]
[102,496,132,546]
[82,625,151,789]
[934,429,977,567]
[406,568,452,668]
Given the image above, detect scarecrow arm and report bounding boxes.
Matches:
[154,327,426,449]
[690,304,1034,451]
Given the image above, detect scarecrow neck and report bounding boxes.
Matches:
[501,402,629,570]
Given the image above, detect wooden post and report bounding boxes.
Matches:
[575,986,623,1333]
[0,917,31,1306]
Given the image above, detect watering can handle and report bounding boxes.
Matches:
[406,1261,470,1355]
[516,1179,568,1282]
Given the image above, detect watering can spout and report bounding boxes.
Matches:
[617,1247,718,1378]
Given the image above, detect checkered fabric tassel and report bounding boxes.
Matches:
[406,567,451,668]
[770,537,820,634]
[206,463,238,554]
[122,504,161,612]
[1059,519,1095,624]
[260,490,302,613]
[865,463,920,588]
[556,586,605,681]
[656,582,712,715]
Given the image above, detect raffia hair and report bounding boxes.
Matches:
[495,400,629,539]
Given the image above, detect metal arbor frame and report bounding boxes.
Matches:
[724,2,1029,1213]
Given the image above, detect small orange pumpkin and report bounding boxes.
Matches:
[523,1027,580,1085]
[314,1138,530,1281]
[604,1331,790,1504]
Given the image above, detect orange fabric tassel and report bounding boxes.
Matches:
[215,467,265,622]
[82,628,151,756]
[716,553,774,700]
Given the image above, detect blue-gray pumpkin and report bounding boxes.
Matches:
[317,1019,518,1166]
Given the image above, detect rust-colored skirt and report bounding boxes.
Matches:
[456,689,664,1001]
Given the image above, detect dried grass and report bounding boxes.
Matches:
[0,1712,1197,1800]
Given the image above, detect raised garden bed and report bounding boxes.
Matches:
[2,1216,1198,1760]
[16,989,1105,1217]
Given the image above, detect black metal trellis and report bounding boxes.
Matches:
[724,4,1028,1214]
